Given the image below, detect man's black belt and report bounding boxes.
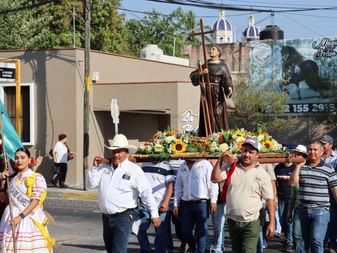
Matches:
[181,199,208,204]
[103,208,135,218]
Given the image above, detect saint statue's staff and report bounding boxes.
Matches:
[190,19,216,133]
[198,60,212,136]
[0,111,17,253]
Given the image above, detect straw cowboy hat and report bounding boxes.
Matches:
[107,134,137,154]
[291,144,307,157]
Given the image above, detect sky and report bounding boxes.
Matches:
[120,0,337,42]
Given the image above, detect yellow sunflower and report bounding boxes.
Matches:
[172,140,187,153]
[234,130,245,137]
[262,140,273,149]
[203,142,210,151]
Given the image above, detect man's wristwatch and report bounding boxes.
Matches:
[19,213,25,219]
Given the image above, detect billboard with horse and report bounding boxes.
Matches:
[249,37,337,113]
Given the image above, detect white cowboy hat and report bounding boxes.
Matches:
[291,144,307,157]
[106,134,137,154]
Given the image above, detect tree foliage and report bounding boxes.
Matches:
[0,0,128,54]
[230,68,298,132]
[126,7,206,57]
[0,0,52,49]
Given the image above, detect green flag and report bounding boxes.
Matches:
[0,100,24,160]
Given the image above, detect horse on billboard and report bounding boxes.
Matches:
[280,45,330,100]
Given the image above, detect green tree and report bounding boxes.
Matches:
[180,10,213,44]
[41,0,128,54]
[126,8,209,57]
[90,0,128,54]
[0,0,52,49]
[230,68,298,132]
[0,0,128,54]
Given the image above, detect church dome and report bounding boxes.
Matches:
[242,15,260,41]
[213,10,232,31]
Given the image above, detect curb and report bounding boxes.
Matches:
[61,192,98,200]
[46,187,99,210]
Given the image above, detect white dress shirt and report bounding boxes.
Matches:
[141,161,175,208]
[87,158,159,218]
[174,160,218,206]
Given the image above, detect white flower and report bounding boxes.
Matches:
[271,139,282,151]
[208,142,218,152]
[165,136,175,143]
[219,143,229,152]
[258,134,265,142]
[168,144,173,154]
[154,144,164,153]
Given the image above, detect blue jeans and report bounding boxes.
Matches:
[275,206,282,234]
[102,209,134,253]
[180,200,209,253]
[137,203,170,253]
[211,202,226,253]
[278,199,293,244]
[328,199,337,250]
[299,208,330,253]
[293,209,305,253]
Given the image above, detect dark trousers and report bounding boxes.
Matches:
[180,201,209,253]
[102,210,134,253]
[228,218,261,253]
[53,163,68,185]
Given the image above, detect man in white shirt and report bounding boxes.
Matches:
[87,134,161,253]
[137,161,175,253]
[173,159,218,253]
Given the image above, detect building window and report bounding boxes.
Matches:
[0,83,35,145]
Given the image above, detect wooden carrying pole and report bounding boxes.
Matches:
[132,153,306,164]
[198,62,211,137]
[0,112,17,253]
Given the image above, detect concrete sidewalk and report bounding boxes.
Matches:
[45,184,99,210]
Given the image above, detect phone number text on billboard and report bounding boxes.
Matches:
[285,103,336,113]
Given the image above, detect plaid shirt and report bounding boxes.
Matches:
[325,150,337,171]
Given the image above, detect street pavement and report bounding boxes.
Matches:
[46,185,285,253]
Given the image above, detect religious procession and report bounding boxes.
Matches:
[0,1,337,253]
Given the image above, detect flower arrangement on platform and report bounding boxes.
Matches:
[137,129,199,159]
[203,128,284,154]
[136,128,285,161]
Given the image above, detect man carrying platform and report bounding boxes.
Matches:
[137,161,175,253]
[290,140,337,253]
[211,137,275,253]
[173,159,218,253]
[87,134,161,253]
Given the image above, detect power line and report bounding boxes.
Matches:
[146,0,337,13]
[225,0,337,9]
[279,13,325,37]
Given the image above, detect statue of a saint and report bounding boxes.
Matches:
[190,45,234,136]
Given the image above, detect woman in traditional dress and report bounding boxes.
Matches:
[0,148,54,253]
[190,45,234,136]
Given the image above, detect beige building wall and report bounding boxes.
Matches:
[0,49,83,185]
[0,48,198,186]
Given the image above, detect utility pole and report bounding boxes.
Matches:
[83,0,90,190]
[73,5,76,48]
